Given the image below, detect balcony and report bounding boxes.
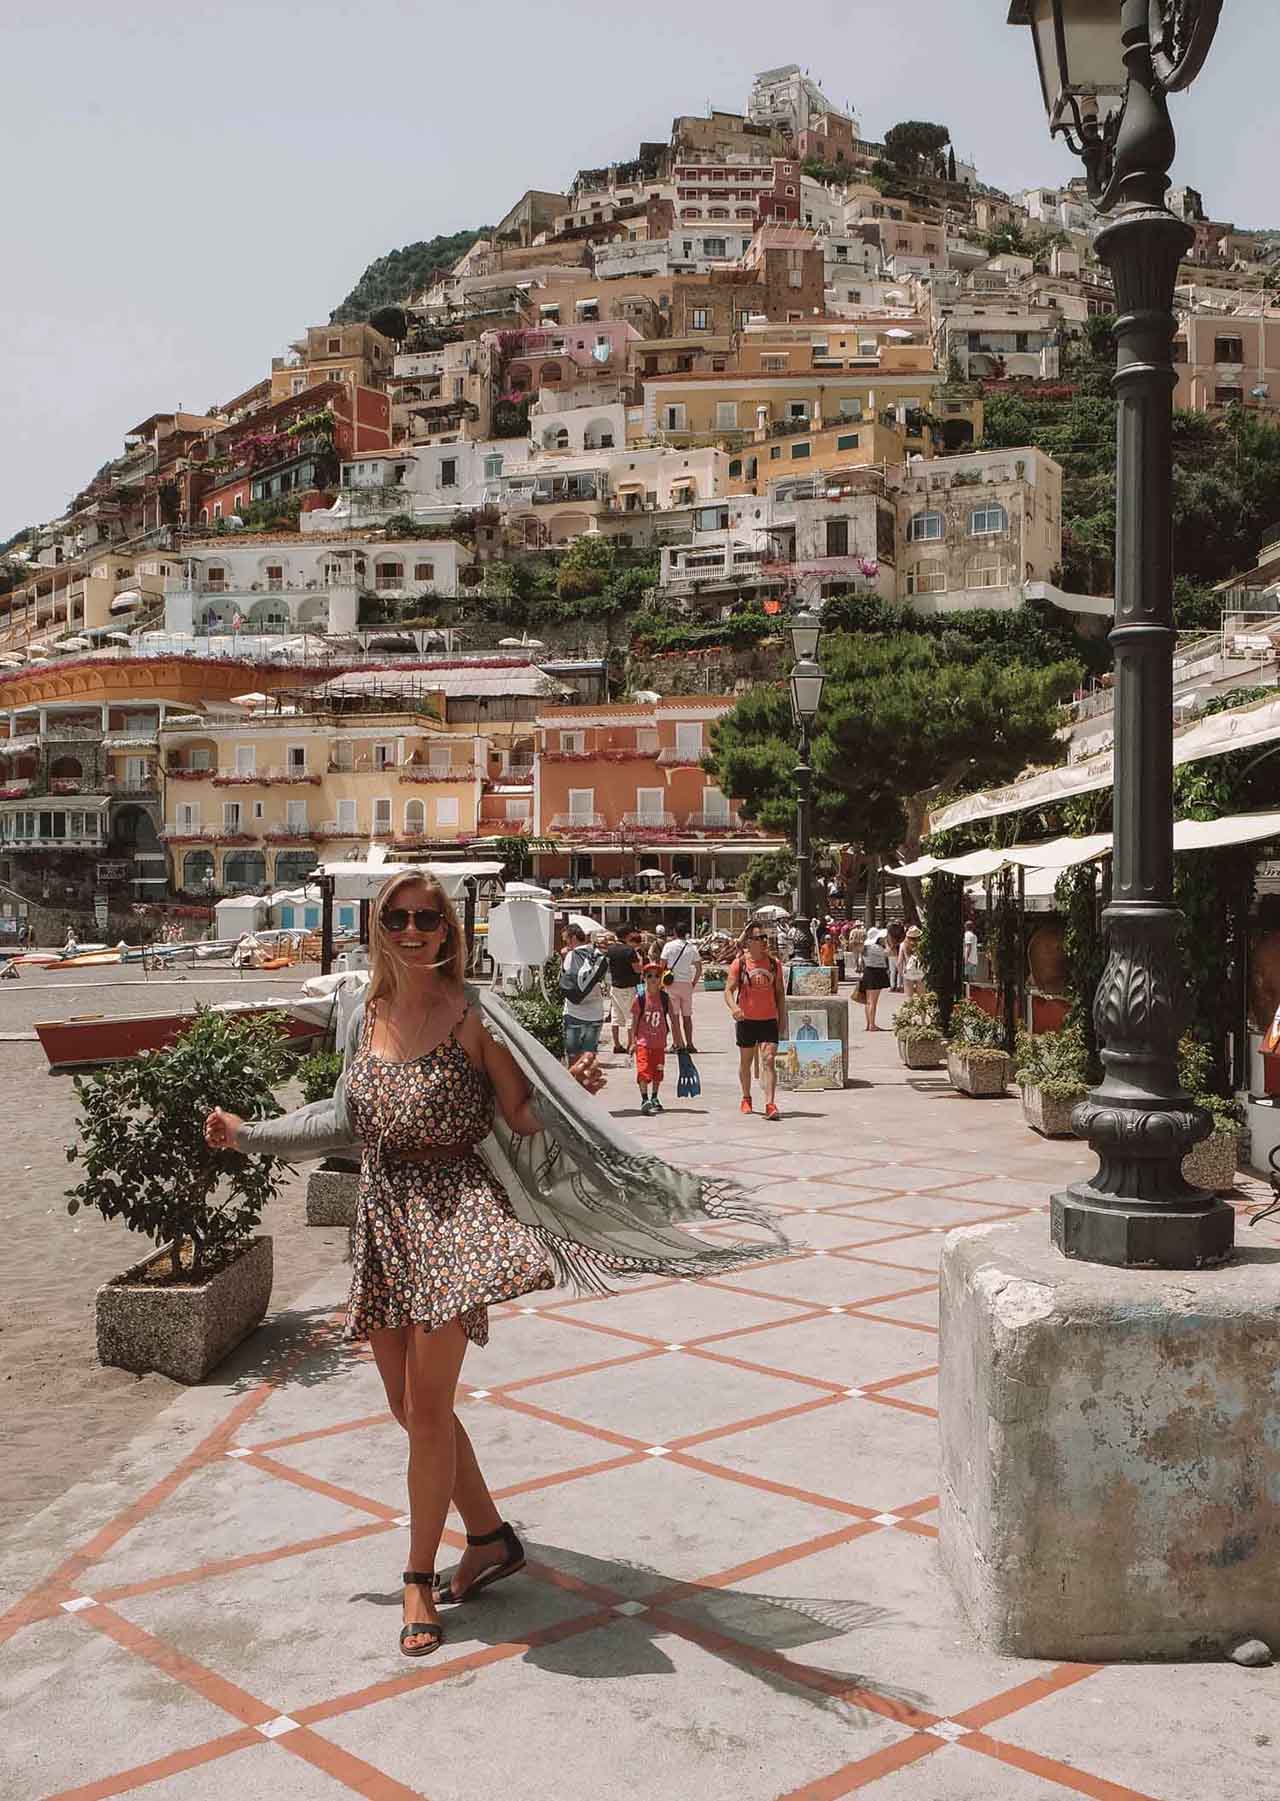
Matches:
[621,810,677,830]
[317,819,367,838]
[108,779,160,797]
[398,764,481,783]
[5,831,108,852]
[263,824,321,842]
[211,768,323,785]
[685,810,744,832]
[549,812,607,832]
[0,780,33,799]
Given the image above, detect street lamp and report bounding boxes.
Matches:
[788,607,825,924]
[1008,0,1232,1267]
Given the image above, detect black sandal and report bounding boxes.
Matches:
[400,1569,445,1658]
[434,1522,525,1606]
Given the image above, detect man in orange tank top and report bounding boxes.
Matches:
[725,927,786,1120]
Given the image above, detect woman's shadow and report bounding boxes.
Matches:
[353,1537,930,1729]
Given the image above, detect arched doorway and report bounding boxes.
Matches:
[112,804,160,854]
[274,849,319,886]
[49,755,83,794]
[223,850,267,891]
[183,849,215,892]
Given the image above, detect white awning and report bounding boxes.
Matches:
[931,694,1280,832]
[894,815,1280,883]
[0,737,39,757]
[319,858,504,902]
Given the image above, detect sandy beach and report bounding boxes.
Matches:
[0,959,349,1537]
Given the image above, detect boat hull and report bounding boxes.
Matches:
[34,997,334,1073]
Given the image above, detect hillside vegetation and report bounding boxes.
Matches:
[330,228,490,322]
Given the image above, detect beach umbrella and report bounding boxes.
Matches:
[754,904,791,921]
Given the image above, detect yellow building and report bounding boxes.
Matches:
[270,323,396,404]
[642,362,943,454]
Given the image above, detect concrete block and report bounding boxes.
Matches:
[940,1217,1280,1660]
[96,1235,273,1385]
[305,1159,359,1226]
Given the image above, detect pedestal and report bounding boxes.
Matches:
[940,1218,1280,1660]
[305,1160,359,1226]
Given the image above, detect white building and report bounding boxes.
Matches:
[747,64,856,139]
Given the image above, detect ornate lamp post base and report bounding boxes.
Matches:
[1051,1188,1235,1269]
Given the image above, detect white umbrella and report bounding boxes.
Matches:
[106,631,132,644]
[231,691,269,707]
[498,636,546,650]
[110,590,143,613]
[55,636,90,651]
[885,327,915,340]
[753,904,791,921]
[566,911,606,936]
[637,867,665,879]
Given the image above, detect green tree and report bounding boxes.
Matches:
[330,229,492,322]
[884,120,952,177]
[558,534,615,599]
[707,632,1077,867]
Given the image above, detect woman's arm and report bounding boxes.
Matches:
[205,994,363,1161]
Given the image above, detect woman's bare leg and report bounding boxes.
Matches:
[369,1326,505,1603]
[399,1320,469,1648]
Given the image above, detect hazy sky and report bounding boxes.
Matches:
[4,0,1277,543]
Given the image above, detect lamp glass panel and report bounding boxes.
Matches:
[790,668,825,721]
[1030,0,1127,124]
[789,611,821,661]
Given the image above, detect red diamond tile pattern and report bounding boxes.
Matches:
[5,1005,1280,1799]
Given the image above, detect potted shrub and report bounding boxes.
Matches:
[66,1009,291,1383]
[1014,1021,1089,1137]
[1178,1034,1244,1195]
[946,1000,1011,1097]
[296,1050,359,1227]
[702,964,728,992]
[894,988,946,1069]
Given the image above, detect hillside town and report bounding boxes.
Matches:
[2,61,1278,944]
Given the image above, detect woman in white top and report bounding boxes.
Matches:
[860,927,891,1032]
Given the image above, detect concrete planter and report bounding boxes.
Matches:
[947,1047,1010,1097]
[1182,1124,1242,1195]
[1020,1084,1082,1138]
[96,1235,273,1384]
[702,972,727,992]
[306,1158,360,1227]
[897,1032,945,1070]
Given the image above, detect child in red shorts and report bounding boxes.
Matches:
[632,963,672,1116]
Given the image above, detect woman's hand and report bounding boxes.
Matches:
[568,1052,606,1094]
[204,1108,245,1152]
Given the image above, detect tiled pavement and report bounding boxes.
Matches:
[4,997,1280,1801]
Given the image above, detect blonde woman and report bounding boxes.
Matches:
[205,871,781,1662]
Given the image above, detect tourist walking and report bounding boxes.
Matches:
[660,921,701,1051]
[205,871,783,1662]
[559,922,607,1064]
[632,962,672,1115]
[726,924,786,1120]
[860,925,892,1030]
[604,929,643,1055]
[886,919,906,992]
[902,924,925,996]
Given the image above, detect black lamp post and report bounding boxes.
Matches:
[788,607,825,925]
[1008,0,1232,1267]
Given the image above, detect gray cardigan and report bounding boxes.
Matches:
[238,984,787,1294]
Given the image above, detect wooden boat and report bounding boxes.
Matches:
[49,950,123,970]
[34,993,337,1073]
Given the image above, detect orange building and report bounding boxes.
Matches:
[532,696,780,891]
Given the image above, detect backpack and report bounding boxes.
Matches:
[560,945,608,1002]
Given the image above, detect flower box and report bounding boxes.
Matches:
[702,969,727,991]
[898,1032,945,1070]
[1182,1125,1241,1195]
[96,1235,273,1384]
[1020,1083,1080,1138]
[947,1047,1010,1097]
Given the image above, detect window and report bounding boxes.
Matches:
[762,355,788,372]
[661,405,687,432]
[838,398,863,421]
[701,784,729,822]
[969,504,1009,536]
[213,502,223,520]
[235,745,256,775]
[1215,336,1245,364]
[414,562,435,582]
[291,377,306,397]
[404,798,426,834]
[435,796,459,829]
[635,787,665,820]
[374,742,397,770]
[440,458,458,488]
[906,566,947,595]
[691,308,709,331]
[826,519,849,557]
[559,730,585,754]
[286,798,308,830]
[836,432,859,451]
[375,561,404,588]
[1216,385,1244,406]
[223,801,242,832]
[539,305,560,324]
[177,802,200,831]
[504,797,531,820]
[286,745,306,774]
[1015,333,1030,354]
[715,402,738,430]
[704,238,727,257]
[265,564,283,591]
[770,445,782,460]
[372,798,393,835]
[675,721,703,757]
[327,336,341,354]
[908,511,945,543]
[728,458,743,477]
[790,441,811,459]
[968,564,1006,589]
[568,788,595,820]
[483,453,503,480]
[788,402,810,422]
[336,797,358,832]
[189,747,212,771]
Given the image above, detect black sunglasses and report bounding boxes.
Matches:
[383,907,444,933]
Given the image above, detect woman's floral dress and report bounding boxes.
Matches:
[343,1004,553,1346]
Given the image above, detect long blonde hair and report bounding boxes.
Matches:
[366,870,466,1012]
